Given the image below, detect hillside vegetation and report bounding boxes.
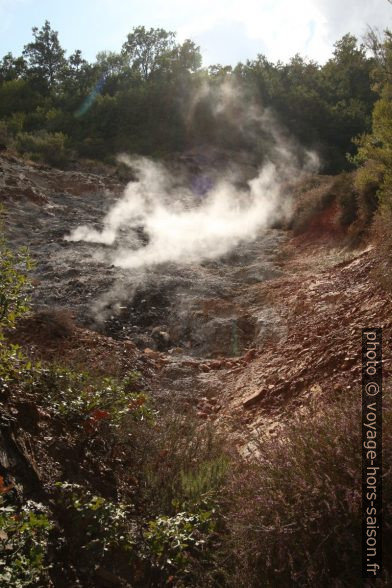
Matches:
[0,22,378,171]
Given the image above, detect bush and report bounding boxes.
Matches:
[124,413,231,585]
[145,505,218,584]
[0,121,10,148]
[290,175,336,235]
[55,480,224,587]
[289,172,374,242]
[50,408,229,586]
[0,214,33,331]
[18,361,152,426]
[227,389,392,587]
[55,482,137,567]
[128,412,230,515]
[334,172,358,227]
[0,496,53,587]
[14,130,71,168]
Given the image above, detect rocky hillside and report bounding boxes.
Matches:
[2,153,390,441]
[1,153,391,586]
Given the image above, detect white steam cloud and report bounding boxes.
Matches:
[65,80,319,272]
[67,157,287,268]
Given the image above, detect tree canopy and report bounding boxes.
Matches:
[22,20,66,90]
[0,21,380,172]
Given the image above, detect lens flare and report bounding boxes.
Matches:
[75,75,107,118]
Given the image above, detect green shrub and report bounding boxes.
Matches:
[145,505,217,583]
[55,482,224,586]
[0,497,53,587]
[55,482,136,558]
[5,112,26,136]
[133,414,230,516]
[0,350,153,428]
[180,457,229,504]
[0,215,33,331]
[37,367,152,425]
[14,130,71,168]
[0,121,10,147]
[0,341,31,395]
[0,113,27,146]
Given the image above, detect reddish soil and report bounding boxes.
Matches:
[138,235,390,453]
[9,232,391,455]
[9,318,156,384]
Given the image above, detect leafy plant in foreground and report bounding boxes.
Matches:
[55,482,136,560]
[145,502,218,585]
[0,496,52,587]
[0,212,33,331]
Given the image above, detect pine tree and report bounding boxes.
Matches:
[23,20,66,90]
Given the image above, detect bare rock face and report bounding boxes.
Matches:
[0,153,123,204]
[1,153,285,358]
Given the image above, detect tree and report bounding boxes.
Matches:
[95,51,127,78]
[0,79,38,118]
[60,49,93,96]
[322,34,374,103]
[68,49,87,73]
[0,52,27,82]
[318,34,376,170]
[122,26,176,80]
[354,32,392,208]
[169,39,202,74]
[23,20,66,90]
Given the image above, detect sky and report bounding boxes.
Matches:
[0,0,391,66]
